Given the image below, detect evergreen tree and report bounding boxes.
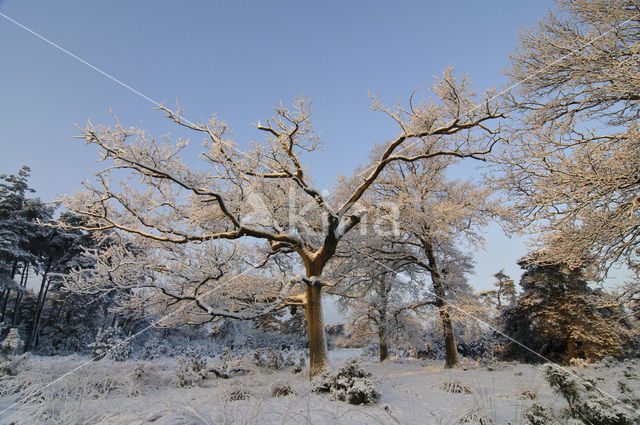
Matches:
[501,253,631,362]
[478,270,516,308]
[0,166,51,324]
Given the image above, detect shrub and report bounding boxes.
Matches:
[313,360,381,405]
[251,348,296,370]
[173,351,208,388]
[522,403,555,425]
[2,328,24,360]
[228,388,251,401]
[539,364,639,425]
[270,382,293,397]
[454,407,494,424]
[88,327,131,361]
[436,378,474,394]
[0,353,28,377]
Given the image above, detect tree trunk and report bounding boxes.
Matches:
[25,262,51,352]
[305,283,329,378]
[0,290,9,322]
[378,326,389,362]
[0,259,19,321]
[11,262,29,325]
[378,280,390,362]
[567,339,577,360]
[424,238,459,369]
[441,309,458,368]
[10,259,18,279]
[33,279,51,349]
[303,256,330,378]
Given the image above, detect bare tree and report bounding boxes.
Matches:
[496,0,640,274]
[62,69,504,376]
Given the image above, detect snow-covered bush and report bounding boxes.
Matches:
[313,360,381,405]
[522,403,555,425]
[251,347,296,370]
[436,378,474,394]
[88,327,131,361]
[2,328,24,360]
[270,382,293,397]
[139,337,162,360]
[173,351,208,388]
[227,388,251,401]
[0,352,28,377]
[535,364,639,425]
[454,406,494,424]
[598,356,618,368]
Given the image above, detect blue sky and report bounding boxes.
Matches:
[0,1,557,296]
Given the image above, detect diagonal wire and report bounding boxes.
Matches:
[354,14,633,180]
[2,6,638,421]
[0,11,279,175]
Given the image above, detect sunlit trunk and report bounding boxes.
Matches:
[305,283,329,377]
[441,309,458,368]
[302,256,330,378]
[378,281,390,362]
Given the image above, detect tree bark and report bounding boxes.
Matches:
[25,261,51,352]
[33,279,51,349]
[441,308,459,368]
[303,256,330,378]
[0,290,9,323]
[424,238,459,368]
[378,326,389,362]
[567,339,577,360]
[305,284,329,378]
[11,262,29,325]
[378,280,390,362]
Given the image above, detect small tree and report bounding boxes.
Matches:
[1,328,24,360]
[478,269,515,308]
[329,241,430,362]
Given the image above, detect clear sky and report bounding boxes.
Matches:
[0,0,558,300]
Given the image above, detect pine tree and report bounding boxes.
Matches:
[502,253,631,362]
[479,270,515,308]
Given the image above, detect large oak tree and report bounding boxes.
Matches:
[63,70,504,376]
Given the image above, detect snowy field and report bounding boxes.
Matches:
[1,349,639,425]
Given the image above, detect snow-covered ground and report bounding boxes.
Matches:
[1,350,638,424]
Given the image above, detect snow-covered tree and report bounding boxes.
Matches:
[1,328,23,360]
[502,253,632,362]
[328,235,431,361]
[496,0,640,274]
[0,166,55,326]
[340,147,495,368]
[62,70,504,376]
[0,166,36,323]
[23,212,107,352]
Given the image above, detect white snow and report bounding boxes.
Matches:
[0,352,638,424]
